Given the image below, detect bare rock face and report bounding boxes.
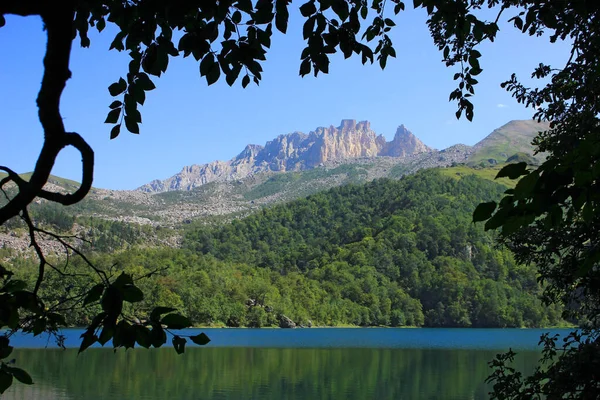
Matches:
[138,119,432,192]
[381,125,431,157]
[311,120,385,165]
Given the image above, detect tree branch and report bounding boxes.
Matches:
[0,5,94,224]
[37,132,95,205]
[0,0,44,17]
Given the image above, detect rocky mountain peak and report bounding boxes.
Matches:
[138,119,432,192]
[238,144,263,157]
[394,124,410,137]
[338,119,371,132]
[380,125,431,157]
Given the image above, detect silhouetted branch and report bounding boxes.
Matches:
[0,5,94,225]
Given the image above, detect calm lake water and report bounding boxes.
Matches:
[4,328,572,400]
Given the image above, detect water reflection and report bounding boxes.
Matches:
[3,348,540,400]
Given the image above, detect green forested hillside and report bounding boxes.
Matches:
[12,169,562,329]
[181,169,561,327]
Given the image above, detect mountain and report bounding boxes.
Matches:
[467,119,550,165]
[1,119,549,233]
[138,120,432,192]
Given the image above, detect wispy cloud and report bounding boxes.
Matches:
[497,103,508,108]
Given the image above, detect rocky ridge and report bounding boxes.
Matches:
[139,120,432,192]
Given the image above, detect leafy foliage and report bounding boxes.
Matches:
[470,1,600,397]
[175,171,564,328]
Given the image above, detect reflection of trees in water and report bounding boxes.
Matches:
[5,348,541,400]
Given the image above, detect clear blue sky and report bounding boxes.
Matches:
[0,8,570,190]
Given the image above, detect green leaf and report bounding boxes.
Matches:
[226,65,242,86]
[299,1,317,17]
[32,318,46,336]
[122,285,144,303]
[275,0,289,33]
[101,287,123,316]
[150,325,167,347]
[108,78,127,96]
[161,314,191,329]
[89,312,108,331]
[96,18,106,32]
[130,84,146,106]
[113,272,134,288]
[514,170,539,200]
[299,58,311,76]
[496,162,528,180]
[242,75,251,88]
[7,367,32,385]
[0,371,13,394]
[200,54,215,77]
[98,324,114,346]
[109,100,122,109]
[110,124,121,140]
[124,115,140,134]
[484,210,507,231]
[468,56,480,70]
[512,16,523,30]
[136,73,156,91]
[135,326,152,349]
[104,108,121,124]
[0,345,13,359]
[472,201,497,223]
[190,332,211,345]
[331,0,349,21]
[78,330,98,354]
[114,320,136,349]
[501,215,529,236]
[142,44,160,76]
[206,62,221,85]
[83,284,105,306]
[150,307,177,322]
[172,335,187,354]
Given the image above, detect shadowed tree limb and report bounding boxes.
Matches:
[0,2,94,225]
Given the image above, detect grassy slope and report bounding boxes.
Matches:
[438,164,516,188]
[468,120,549,164]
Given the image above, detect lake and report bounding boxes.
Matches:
[4,328,571,400]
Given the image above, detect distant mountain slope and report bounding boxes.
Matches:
[3,119,548,230]
[138,120,432,192]
[467,119,549,165]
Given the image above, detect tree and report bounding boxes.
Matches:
[470,2,600,397]
[0,0,594,397]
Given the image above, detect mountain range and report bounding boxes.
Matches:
[2,119,549,229]
[138,119,547,193]
[0,118,549,255]
[138,120,433,192]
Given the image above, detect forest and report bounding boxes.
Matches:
[10,169,564,329]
